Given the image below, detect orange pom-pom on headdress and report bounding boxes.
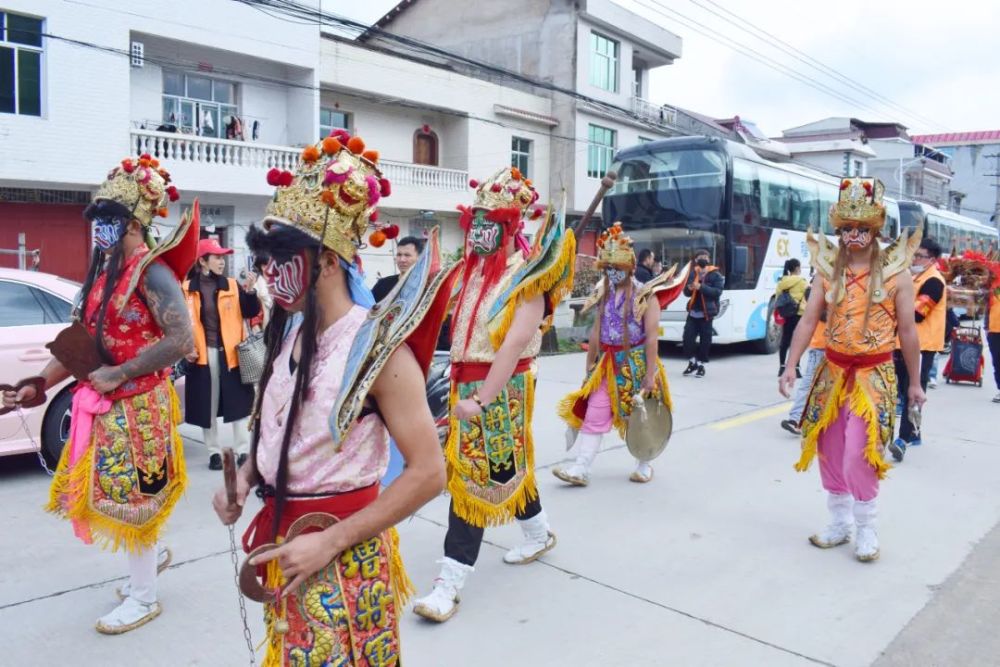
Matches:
[347,136,366,155]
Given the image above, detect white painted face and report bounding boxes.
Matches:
[263,251,308,309]
[840,226,873,250]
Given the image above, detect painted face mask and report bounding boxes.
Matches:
[840,227,873,250]
[468,211,503,256]
[92,217,126,251]
[263,251,308,308]
[606,268,627,286]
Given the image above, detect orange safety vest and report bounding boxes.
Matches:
[989,288,1000,333]
[184,277,246,369]
[913,265,946,352]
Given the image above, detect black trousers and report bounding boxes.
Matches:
[682,316,713,363]
[895,350,935,442]
[443,496,542,567]
[989,332,1000,390]
[779,314,801,367]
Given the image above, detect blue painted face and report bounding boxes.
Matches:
[606,268,627,286]
[92,217,127,251]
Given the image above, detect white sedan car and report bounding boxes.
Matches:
[0,268,79,464]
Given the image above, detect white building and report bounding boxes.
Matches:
[0,0,555,283]
[910,130,1000,227]
[359,0,732,251]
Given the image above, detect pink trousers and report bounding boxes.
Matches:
[817,404,879,501]
[580,381,613,434]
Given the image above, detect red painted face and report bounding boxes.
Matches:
[840,226,873,250]
[263,251,309,309]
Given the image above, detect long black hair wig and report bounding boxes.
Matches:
[245,222,325,539]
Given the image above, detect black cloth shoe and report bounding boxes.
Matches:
[683,361,698,376]
[209,453,223,471]
[237,453,248,467]
[780,419,801,435]
[695,364,706,378]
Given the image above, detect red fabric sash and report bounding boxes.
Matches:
[824,348,892,390]
[241,484,379,554]
[451,357,534,383]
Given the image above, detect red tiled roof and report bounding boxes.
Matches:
[911,130,1000,146]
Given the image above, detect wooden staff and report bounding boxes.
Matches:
[572,171,617,237]
[222,447,238,507]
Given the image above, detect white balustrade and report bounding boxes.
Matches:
[129,129,468,191]
[630,96,679,128]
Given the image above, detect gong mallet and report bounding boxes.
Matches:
[572,170,617,237]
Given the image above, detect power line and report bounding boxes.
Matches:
[634,0,931,128]
[688,0,949,132]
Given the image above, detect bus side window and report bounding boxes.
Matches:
[732,158,759,225]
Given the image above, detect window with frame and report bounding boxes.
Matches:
[511,137,531,177]
[162,71,237,138]
[587,124,616,178]
[0,11,43,116]
[320,107,350,137]
[589,31,619,92]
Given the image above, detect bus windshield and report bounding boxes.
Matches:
[605,148,726,225]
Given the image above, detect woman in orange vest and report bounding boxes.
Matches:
[183,238,261,469]
[889,237,946,462]
[780,177,926,563]
[988,269,1000,403]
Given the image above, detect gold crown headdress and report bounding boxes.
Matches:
[467,166,541,217]
[596,222,636,270]
[263,130,391,263]
[830,177,886,232]
[92,154,179,226]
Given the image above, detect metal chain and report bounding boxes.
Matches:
[13,405,55,476]
[228,524,257,666]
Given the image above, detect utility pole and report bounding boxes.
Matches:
[985,152,1000,231]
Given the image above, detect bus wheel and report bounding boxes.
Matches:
[753,300,782,354]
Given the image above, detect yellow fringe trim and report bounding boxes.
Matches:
[446,372,538,528]
[44,382,188,553]
[388,526,414,608]
[261,559,285,667]
[795,369,891,480]
[488,230,577,350]
[556,352,672,440]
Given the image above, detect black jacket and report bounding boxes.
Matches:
[635,264,655,284]
[371,274,400,303]
[683,264,725,319]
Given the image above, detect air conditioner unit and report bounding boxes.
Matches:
[130,41,144,68]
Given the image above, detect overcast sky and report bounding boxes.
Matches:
[343,0,998,137]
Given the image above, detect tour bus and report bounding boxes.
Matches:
[897,200,998,256]
[602,135,901,353]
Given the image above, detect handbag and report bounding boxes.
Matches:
[236,322,266,385]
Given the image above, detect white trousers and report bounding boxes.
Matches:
[126,544,158,604]
[203,350,250,456]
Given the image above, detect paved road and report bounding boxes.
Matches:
[1,346,998,666]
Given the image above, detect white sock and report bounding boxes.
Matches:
[127,544,159,604]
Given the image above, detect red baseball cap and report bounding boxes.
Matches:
[197,238,234,258]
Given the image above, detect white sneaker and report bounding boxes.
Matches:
[412,557,474,623]
[809,492,853,549]
[503,511,557,564]
[116,546,172,601]
[992,392,1000,404]
[95,597,162,635]
[928,377,938,389]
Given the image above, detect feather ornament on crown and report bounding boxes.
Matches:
[93,154,178,226]
[830,177,886,232]
[596,222,636,270]
[263,130,391,263]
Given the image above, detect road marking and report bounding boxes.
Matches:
[710,402,792,430]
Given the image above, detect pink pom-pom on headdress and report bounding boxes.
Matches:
[366,174,381,206]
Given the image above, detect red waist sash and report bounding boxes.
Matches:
[824,349,892,390]
[241,483,379,554]
[451,357,534,383]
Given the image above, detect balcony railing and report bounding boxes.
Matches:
[130,129,468,191]
[132,129,300,171]
[379,160,467,191]
[630,96,678,128]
